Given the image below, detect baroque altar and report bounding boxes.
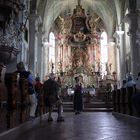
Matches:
[56,0,102,87]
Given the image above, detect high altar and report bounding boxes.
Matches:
[56,1,102,87]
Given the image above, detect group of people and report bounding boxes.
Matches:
[16,61,84,122]
[4,61,140,121]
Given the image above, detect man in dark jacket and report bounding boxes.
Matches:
[43,73,64,122]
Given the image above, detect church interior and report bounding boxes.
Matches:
[0,0,140,139]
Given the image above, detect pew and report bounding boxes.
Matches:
[126,87,133,115]
[112,86,139,118]
[18,77,29,123]
[116,89,121,113]
[5,73,19,128]
[120,88,127,114]
[0,70,48,132]
[112,90,117,112]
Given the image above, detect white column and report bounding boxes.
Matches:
[28,14,38,74]
[113,30,125,88]
[37,31,44,80]
[118,32,125,82]
[125,12,140,78]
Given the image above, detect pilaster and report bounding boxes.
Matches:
[113,29,125,87]
[28,14,39,74]
[119,33,126,81]
[125,12,140,78]
[37,31,44,80]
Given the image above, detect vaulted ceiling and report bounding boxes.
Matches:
[35,0,126,39]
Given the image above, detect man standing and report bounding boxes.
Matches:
[43,73,64,122]
[73,76,83,114]
[16,62,37,120]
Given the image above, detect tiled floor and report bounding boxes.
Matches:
[14,112,140,140]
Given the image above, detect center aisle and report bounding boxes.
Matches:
[15,112,140,140]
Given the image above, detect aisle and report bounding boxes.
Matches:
[14,112,140,140]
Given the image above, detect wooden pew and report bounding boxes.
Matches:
[5,73,19,128]
[120,88,127,114]
[126,87,134,115]
[112,89,117,112]
[112,86,139,118]
[18,77,29,123]
[116,89,121,113]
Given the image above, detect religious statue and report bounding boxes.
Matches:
[106,63,111,75]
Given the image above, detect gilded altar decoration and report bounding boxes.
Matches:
[68,2,91,46]
[74,31,86,42]
[70,4,90,34]
[56,0,103,86]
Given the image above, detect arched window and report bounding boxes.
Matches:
[100,31,108,76]
[49,32,55,73]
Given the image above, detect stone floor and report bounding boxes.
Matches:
[12,112,140,140]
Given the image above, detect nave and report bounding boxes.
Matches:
[1,112,140,140]
[0,0,140,139]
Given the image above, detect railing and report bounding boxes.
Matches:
[112,87,139,117]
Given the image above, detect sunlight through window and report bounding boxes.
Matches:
[49,32,55,73]
[100,31,108,77]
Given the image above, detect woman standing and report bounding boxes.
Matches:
[73,76,83,114]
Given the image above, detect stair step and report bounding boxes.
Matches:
[63,104,112,107]
[62,102,113,108]
[53,108,113,112]
[53,101,113,112]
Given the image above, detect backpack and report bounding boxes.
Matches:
[43,79,59,97]
[18,70,35,95]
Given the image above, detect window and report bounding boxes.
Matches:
[100,31,108,77]
[49,32,55,73]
